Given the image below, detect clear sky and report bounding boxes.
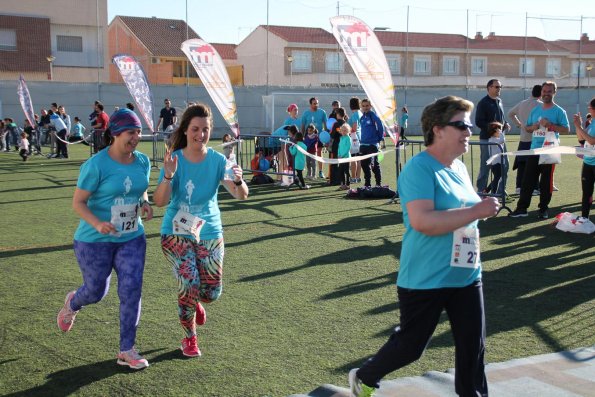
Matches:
[107,0,595,45]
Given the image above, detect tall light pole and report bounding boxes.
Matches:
[46,55,56,80]
[287,54,293,87]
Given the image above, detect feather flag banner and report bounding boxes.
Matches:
[112,54,155,132]
[330,15,398,142]
[181,39,240,137]
[17,74,36,128]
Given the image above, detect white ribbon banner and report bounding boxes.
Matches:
[280,139,387,164]
[487,145,595,165]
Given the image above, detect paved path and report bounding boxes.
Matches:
[291,346,595,397]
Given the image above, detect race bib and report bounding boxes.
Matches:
[450,226,480,268]
[110,203,139,235]
[172,209,204,240]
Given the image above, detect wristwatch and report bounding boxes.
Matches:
[233,179,244,186]
[139,199,150,207]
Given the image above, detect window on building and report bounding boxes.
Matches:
[386,54,401,75]
[471,57,487,75]
[443,56,459,75]
[57,35,83,52]
[0,29,17,51]
[325,51,345,73]
[546,59,561,77]
[571,61,586,77]
[414,55,431,75]
[291,50,312,73]
[519,58,535,76]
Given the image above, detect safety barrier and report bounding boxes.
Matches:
[393,139,512,214]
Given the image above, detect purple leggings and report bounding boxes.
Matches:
[71,234,146,351]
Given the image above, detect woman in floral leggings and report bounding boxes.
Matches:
[154,103,248,357]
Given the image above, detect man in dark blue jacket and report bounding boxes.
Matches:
[475,79,510,194]
[359,99,384,187]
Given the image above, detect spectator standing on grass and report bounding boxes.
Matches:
[349,96,499,397]
[3,118,19,152]
[329,100,341,120]
[48,110,68,159]
[348,97,363,183]
[573,97,595,220]
[359,98,384,188]
[303,124,319,179]
[289,132,309,189]
[69,117,89,146]
[509,81,569,219]
[508,84,542,194]
[153,103,248,358]
[329,107,347,186]
[18,131,29,161]
[475,79,510,195]
[301,97,328,179]
[338,123,352,191]
[56,109,153,370]
[157,98,177,132]
[399,106,409,140]
[485,122,505,194]
[284,103,300,129]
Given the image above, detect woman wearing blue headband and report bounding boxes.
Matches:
[57,108,153,370]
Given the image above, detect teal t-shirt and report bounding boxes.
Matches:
[159,148,226,240]
[283,116,300,129]
[527,104,568,149]
[74,148,150,243]
[397,151,482,289]
[338,135,352,158]
[289,141,307,170]
[301,109,328,132]
[348,110,362,141]
[584,124,595,166]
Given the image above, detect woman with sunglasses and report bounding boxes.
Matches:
[349,96,499,397]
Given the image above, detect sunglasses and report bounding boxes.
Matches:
[446,121,474,131]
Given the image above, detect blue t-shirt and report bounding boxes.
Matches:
[584,124,595,166]
[301,109,328,132]
[72,123,85,138]
[159,148,226,240]
[348,110,362,141]
[288,141,307,171]
[527,104,568,149]
[397,151,482,289]
[74,148,151,243]
[283,116,300,129]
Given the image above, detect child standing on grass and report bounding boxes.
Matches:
[18,131,29,161]
[485,122,505,194]
[222,133,236,162]
[338,124,352,190]
[289,132,309,189]
[69,117,89,146]
[303,124,319,179]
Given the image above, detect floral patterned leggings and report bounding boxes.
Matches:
[161,235,224,337]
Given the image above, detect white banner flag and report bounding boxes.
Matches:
[17,74,36,128]
[112,54,155,132]
[330,15,398,142]
[181,39,240,137]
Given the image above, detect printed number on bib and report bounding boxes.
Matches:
[110,203,139,235]
[172,210,204,240]
[450,226,480,268]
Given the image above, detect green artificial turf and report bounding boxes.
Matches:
[0,136,593,396]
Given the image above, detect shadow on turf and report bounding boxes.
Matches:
[335,203,595,373]
[3,348,167,397]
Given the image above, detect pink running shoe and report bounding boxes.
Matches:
[181,335,202,357]
[57,291,79,332]
[196,302,206,326]
[117,347,149,369]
